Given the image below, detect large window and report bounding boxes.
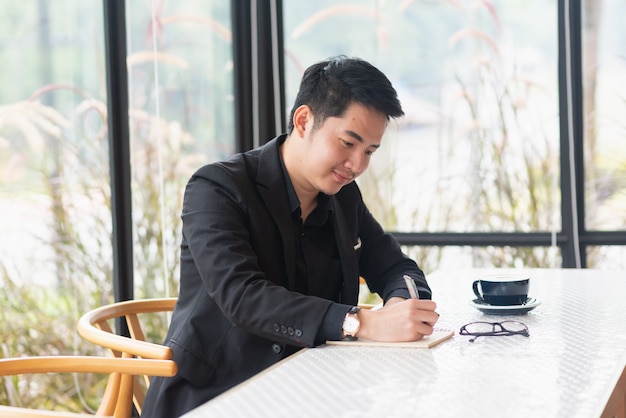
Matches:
[0,0,233,410]
[283,0,626,271]
[0,0,111,409]
[582,0,626,266]
[284,0,561,271]
[125,1,234,299]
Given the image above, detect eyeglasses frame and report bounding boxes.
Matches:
[459,320,530,342]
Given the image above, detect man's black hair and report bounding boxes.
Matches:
[287,56,404,134]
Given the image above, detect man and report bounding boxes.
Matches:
[142,56,439,417]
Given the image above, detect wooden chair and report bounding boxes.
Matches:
[0,355,177,418]
[76,298,177,415]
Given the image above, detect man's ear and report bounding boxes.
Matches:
[292,105,313,137]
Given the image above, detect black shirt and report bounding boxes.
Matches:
[280,157,349,345]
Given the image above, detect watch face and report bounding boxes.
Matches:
[344,315,360,334]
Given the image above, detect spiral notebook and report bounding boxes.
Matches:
[326,329,454,349]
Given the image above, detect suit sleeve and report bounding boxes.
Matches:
[349,188,432,301]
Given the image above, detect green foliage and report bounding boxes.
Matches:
[0,264,107,411]
[355,1,564,272]
[0,0,227,410]
[0,87,199,409]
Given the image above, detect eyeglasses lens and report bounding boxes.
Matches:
[500,321,527,333]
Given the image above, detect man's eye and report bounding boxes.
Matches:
[341,139,353,147]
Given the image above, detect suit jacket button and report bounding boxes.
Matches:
[288,327,294,336]
[273,324,280,333]
[295,329,303,337]
[272,343,282,354]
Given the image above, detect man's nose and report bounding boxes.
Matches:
[346,151,367,176]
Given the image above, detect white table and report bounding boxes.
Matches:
[183,269,626,418]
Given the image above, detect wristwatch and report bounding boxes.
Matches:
[342,306,361,340]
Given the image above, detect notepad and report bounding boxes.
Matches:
[326,329,454,349]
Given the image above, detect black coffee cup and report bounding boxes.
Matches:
[472,274,530,306]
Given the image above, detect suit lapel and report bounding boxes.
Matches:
[330,197,360,305]
[255,136,298,290]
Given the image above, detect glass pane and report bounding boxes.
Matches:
[0,0,109,409]
[126,0,234,298]
[284,1,560,235]
[587,246,626,269]
[403,246,561,273]
[582,0,626,231]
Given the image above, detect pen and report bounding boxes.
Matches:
[403,275,420,299]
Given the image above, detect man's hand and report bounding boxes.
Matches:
[356,298,438,342]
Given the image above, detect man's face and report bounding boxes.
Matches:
[300,102,387,196]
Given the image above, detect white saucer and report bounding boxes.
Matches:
[470,297,541,315]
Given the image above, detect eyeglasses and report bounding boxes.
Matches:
[459,321,530,342]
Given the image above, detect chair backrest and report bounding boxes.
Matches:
[77,298,177,414]
[0,355,177,418]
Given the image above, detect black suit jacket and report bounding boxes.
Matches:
[142,135,430,417]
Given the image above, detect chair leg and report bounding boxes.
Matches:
[113,371,134,418]
[132,374,146,416]
[96,371,122,416]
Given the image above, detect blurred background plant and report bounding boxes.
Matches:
[0,86,194,409]
[357,1,561,277]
